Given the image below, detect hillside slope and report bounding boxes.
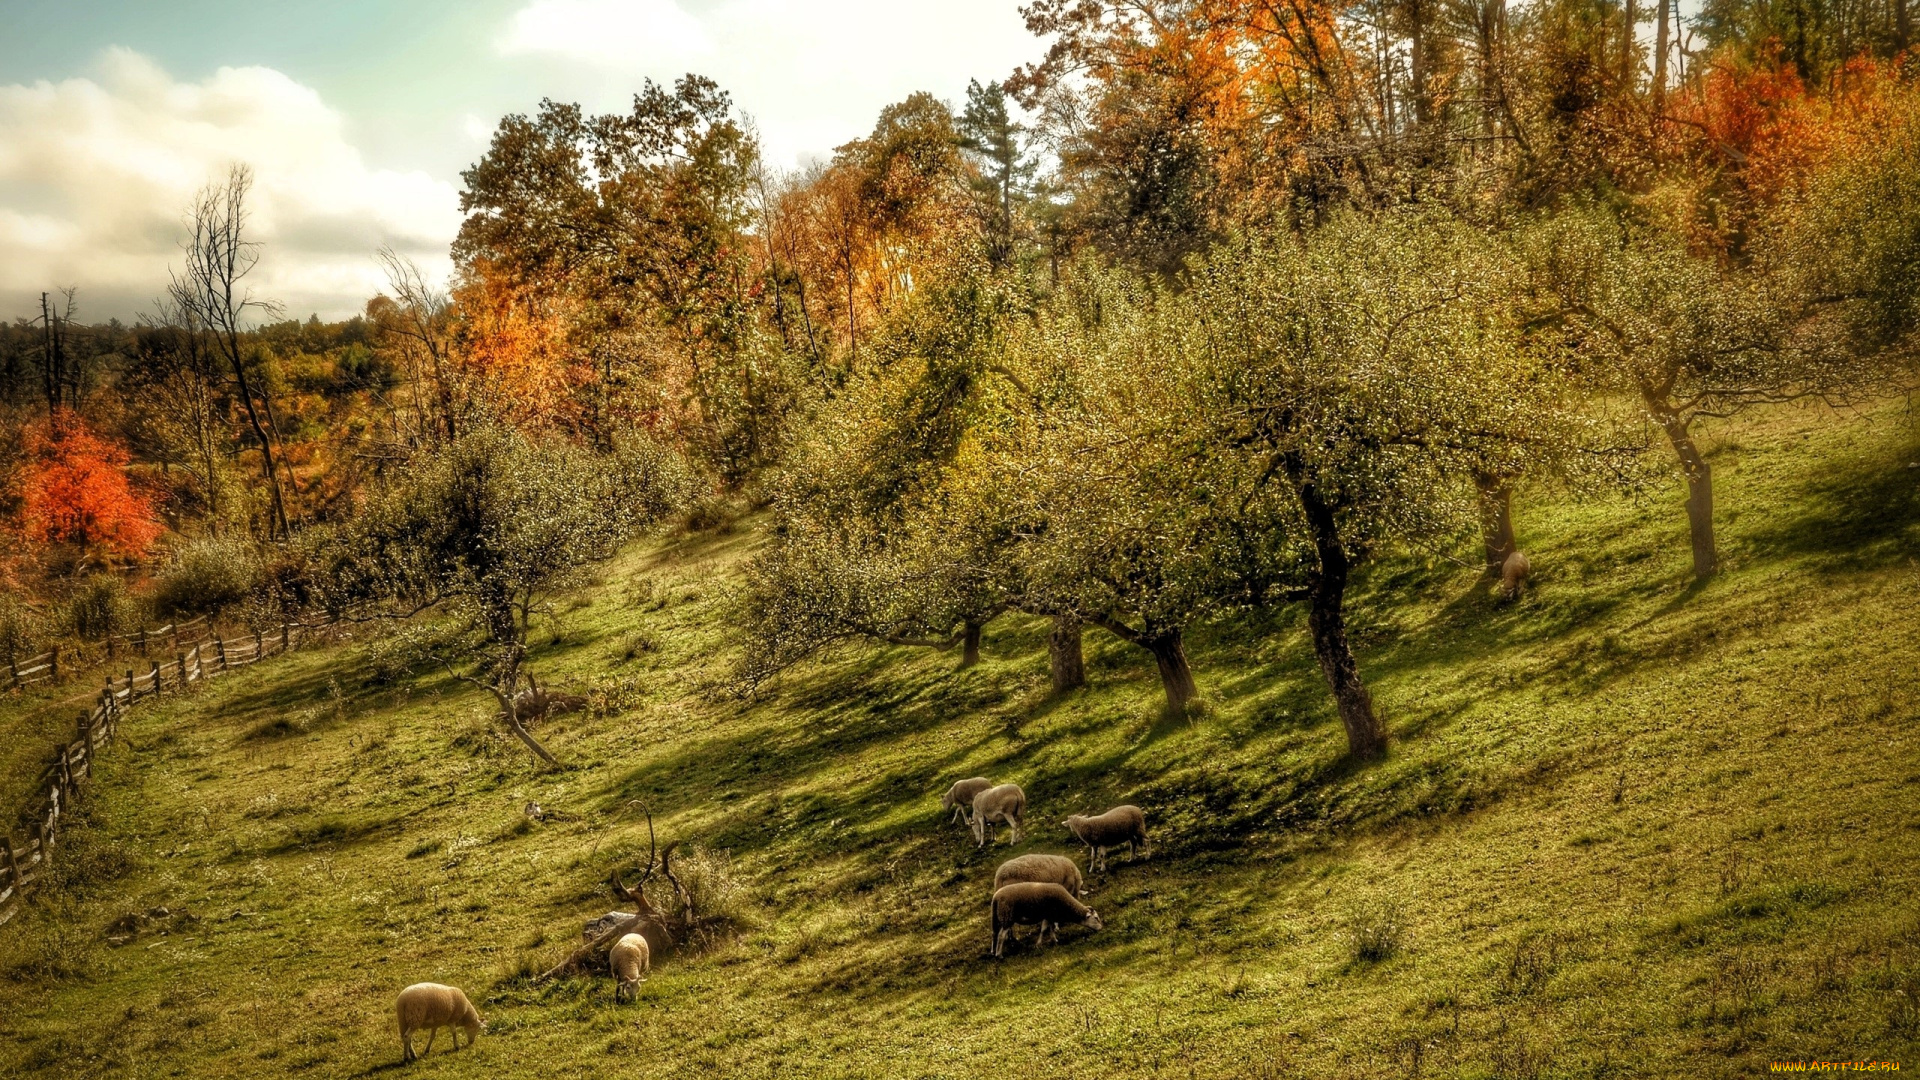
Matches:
[1,401,1916,1079]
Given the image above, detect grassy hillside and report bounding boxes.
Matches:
[1,400,1916,1079]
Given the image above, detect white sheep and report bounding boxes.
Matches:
[970,783,1026,847]
[1062,805,1149,872]
[610,932,651,1002]
[941,777,994,827]
[994,853,1084,898]
[395,982,483,1063]
[990,882,1103,957]
[1501,550,1531,601]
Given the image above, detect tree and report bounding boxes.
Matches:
[738,268,1025,687]
[15,409,162,566]
[371,248,461,447]
[1522,200,1880,579]
[1187,213,1585,757]
[456,79,787,478]
[326,425,694,767]
[171,165,291,538]
[37,289,79,414]
[958,80,1037,269]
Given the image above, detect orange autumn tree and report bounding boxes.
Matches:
[16,409,163,562]
[1664,51,1911,254]
[453,264,593,434]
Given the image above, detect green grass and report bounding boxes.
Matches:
[2,401,1918,1078]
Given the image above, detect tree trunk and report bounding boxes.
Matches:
[960,621,983,669]
[498,690,563,768]
[1290,471,1388,760]
[1144,625,1197,720]
[471,638,564,769]
[1048,616,1086,693]
[1648,399,1717,579]
[1473,470,1517,577]
[1621,0,1638,86]
[226,353,289,538]
[1653,0,1670,106]
[1409,0,1432,127]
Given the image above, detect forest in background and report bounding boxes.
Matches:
[0,0,1918,756]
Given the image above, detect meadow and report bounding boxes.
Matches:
[1,398,1916,1079]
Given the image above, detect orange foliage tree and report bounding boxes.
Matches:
[16,409,163,561]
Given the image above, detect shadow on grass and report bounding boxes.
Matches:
[1742,428,1920,574]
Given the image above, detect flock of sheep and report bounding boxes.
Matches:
[940,777,1150,958]
[387,778,1147,1063]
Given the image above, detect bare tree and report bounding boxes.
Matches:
[170,165,290,537]
[37,288,78,414]
[372,247,460,446]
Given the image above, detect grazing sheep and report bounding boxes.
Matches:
[1063,805,1149,872]
[395,982,482,1063]
[1501,550,1531,601]
[994,853,1084,898]
[610,932,651,1002]
[990,882,1103,957]
[970,783,1026,847]
[941,777,994,827]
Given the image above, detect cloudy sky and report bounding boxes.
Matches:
[0,0,1038,323]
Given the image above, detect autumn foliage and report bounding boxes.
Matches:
[15,409,162,559]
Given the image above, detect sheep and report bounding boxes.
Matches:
[609,932,651,1002]
[1501,550,1531,601]
[994,853,1084,898]
[395,982,483,1063]
[970,783,1026,847]
[1062,805,1149,872]
[990,882,1103,957]
[941,777,994,827]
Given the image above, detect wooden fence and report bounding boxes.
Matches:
[0,613,346,928]
[4,615,220,694]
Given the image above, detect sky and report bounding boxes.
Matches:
[0,0,1039,323]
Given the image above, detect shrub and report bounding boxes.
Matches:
[671,845,755,947]
[150,537,260,619]
[1342,896,1409,964]
[0,595,50,661]
[64,574,136,641]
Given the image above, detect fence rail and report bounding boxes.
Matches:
[3,615,236,694]
[0,612,350,928]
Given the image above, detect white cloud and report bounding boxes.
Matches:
[499,0,715,66]
[462,112,495,144]
[493,0,1037,168]
[0,48,461,321]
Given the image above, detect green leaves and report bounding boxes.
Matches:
[326,425,694,628]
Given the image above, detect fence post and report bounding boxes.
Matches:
[9,655,18,689]
[1,833,18,897]
[149,660,160,696]
[254,630,264,659]
[58,751,74,796]
[77,711,90,749]
[176,653,187,692]
[282,620,291,652]
[189,645,201,682]
[48,646,58,684]
[124,669,134,702]
[214,637,227,672]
